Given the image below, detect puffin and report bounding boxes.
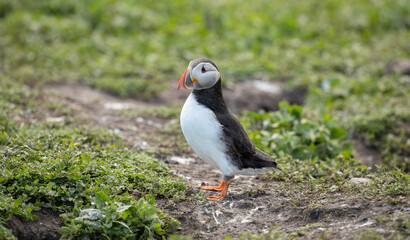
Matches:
[178,58,280,201]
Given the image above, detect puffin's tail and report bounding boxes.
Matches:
[243,148,282,171]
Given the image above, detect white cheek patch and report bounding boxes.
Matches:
[200,72,220,89]
[192,63,220,90]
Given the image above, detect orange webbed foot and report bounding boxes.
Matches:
[201,180,230,201]
[207,195,225,201]
[200,185,224,191]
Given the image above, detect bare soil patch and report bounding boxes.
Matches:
[354,140,383,169]
[160,158,408,239]
[7,208,63,240]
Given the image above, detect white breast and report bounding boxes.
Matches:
[180,93,236,178]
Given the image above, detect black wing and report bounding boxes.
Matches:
[216,111,279,170]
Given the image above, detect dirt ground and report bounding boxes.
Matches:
[7,82,409,240]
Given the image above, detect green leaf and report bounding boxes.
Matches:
[330,128,348,140]
[95,191,110,209]
[81,154,92,161]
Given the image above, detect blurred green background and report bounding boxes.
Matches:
[0,0,409,96]
[0,0,409,170]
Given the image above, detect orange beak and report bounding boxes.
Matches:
[178,69,190,89]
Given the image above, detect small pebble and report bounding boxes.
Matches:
[348,178,372,186]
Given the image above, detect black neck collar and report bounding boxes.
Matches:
[192,79,228,114]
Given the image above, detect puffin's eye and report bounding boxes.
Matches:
[201,66,207,73]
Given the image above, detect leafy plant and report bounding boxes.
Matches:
[308,74,410,172]
[241,102,409,204]
[242,101,352,161]
[0,224,17,240]
[240,101,368,187]
[59,194,178,240]
[0,82,186,238]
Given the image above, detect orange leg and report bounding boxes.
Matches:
[201,180,230,201]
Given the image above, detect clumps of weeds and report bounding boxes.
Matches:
[0,224,17,240]
[59,193,178,240]
[241,102,409,202]
[358,167,409,204]
[242,101,366,183]
[308,74,410,172]
[372,212,410,236]
[0,84,187,239]
[351,112,410,172]
[241,101,353,162]
[0,128,186,238]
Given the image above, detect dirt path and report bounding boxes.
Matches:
[37,83,408,239]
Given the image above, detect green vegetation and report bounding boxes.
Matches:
[241,102,408,203]
[242,102,352,162]
[59,195,178,239]
[0,82,186,239]
[230,101,409,239]
[1,0,409,93]
[1,0,408,169]
[307,73,410,171]
[0,0,409,238]
[242,102,364,183]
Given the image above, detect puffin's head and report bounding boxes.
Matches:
[178,58,220,90]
